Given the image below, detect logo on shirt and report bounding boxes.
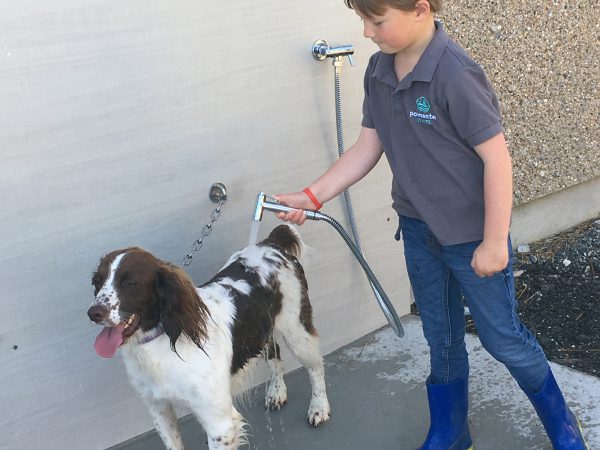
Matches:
[410,96,437,125]
[416,97,430,113]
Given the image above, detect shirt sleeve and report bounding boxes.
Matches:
[361,54,376,129]
[444,64,504,147]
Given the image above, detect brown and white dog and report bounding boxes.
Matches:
[87,224,330,450]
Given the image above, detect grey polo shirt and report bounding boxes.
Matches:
[362,21,504,245]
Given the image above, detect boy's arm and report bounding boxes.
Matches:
[310,126,383,203]
[275,126,383,224]
[472,132,513,277]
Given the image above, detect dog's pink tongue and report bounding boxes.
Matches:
[94,324,125,358]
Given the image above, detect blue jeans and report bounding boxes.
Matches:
[399,216,549,392]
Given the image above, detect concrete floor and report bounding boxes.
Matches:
[109,316,600,450]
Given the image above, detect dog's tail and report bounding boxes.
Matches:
[262,224,304,258]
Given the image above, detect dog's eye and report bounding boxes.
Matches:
[121,278,137,288]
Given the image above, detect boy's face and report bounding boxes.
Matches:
[357,7,421,54]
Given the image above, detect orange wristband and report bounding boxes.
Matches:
[303,187,323,210]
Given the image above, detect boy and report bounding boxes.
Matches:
[275,1,588,449]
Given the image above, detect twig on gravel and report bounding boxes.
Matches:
[523,291,540,305]
[516,285,529,300]
[587,257,596,276]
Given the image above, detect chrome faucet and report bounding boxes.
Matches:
[312,40,355,66]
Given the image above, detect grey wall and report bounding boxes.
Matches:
[0,1,409,449]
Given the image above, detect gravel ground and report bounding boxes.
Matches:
[412,216,600,378]
[510,216,600,378]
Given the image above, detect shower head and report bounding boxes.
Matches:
[253,192,322,221]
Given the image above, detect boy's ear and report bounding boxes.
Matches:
[414,0,431,19]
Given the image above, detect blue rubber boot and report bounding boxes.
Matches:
[524,368,588,449]
[416,377,473,450]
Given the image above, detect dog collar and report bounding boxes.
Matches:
[139,326,164,345]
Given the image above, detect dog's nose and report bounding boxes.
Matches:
[87,304,109,323]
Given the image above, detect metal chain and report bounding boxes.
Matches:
[181,199,225,267]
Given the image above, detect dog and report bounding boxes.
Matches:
[87,224,330,450]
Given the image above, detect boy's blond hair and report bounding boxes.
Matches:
[344,0,441,17]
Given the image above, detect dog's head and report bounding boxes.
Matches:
[87,247,210,358]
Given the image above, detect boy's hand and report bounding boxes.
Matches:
[471,239,509,277]
[273,192,314,225]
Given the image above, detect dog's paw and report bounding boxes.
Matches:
[265,381,288,410]
[265,394,288,410]
[307,396,331,427]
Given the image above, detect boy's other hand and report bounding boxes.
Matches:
[273,192,313,225]
[471,239,509,277]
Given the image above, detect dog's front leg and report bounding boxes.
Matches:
[144,398,185,450]
[192,402,245,450]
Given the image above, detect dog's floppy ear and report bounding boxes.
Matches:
[156,262,210,355]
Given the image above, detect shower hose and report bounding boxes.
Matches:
[332,62,404,337]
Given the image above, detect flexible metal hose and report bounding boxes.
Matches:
[333,62,404,337]
[313,211,404,337]
[334,63,362,250]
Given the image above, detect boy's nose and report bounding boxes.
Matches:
[363,23,375,39]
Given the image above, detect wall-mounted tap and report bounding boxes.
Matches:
[312,40,355,66]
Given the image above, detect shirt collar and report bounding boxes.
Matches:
[371,20,449,88]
